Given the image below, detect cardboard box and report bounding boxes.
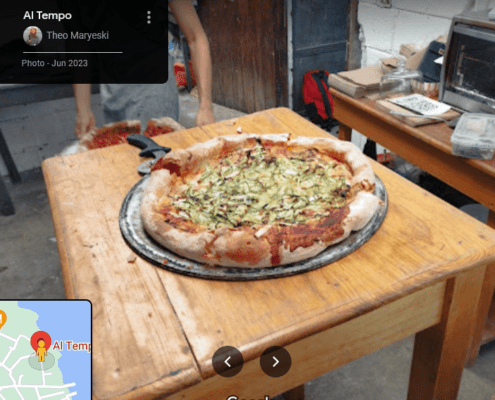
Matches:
[328,65,383,98]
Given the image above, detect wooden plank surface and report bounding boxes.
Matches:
[165,282,445,400]
[331,88,495,364]
[375,99,460,127]
[408,266,486,400]
[467,210,495,364]
[42,131,209,400]
[331,90,495,211]
[154,108,495,379]
[42,107,495,400]
[330,88,495,178]
[481,210,495,346]
[199,0,287,113]
[483,294,495,345]
[283,385,305,400]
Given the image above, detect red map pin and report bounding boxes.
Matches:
[30,331,52,351]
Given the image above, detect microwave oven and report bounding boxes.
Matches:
[439,9,495,113]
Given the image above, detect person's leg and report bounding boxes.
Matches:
[100,84,130,125]
[100,56,179,130]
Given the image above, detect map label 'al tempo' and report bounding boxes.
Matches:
[52,340,92,353]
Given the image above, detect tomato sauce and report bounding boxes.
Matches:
[262,206,349,265]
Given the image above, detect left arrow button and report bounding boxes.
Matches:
[212,346,244,378]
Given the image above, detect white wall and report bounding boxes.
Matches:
[359,0,495,66]
[0,94,104,177]
[349,0,495,153]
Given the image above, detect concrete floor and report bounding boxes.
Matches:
[1,93,495,399]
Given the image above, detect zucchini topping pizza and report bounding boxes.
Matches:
[140,134,380,268]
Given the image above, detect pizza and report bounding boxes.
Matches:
[80,120,141,150]
[144,117,184,138]
[140,134,380,268]
[78,117,184,151]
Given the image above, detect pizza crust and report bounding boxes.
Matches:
[79,120,141,151]
[140,134,380,268]
[145,117,185,134]
[77,118,185,152]
[290,136,375,191]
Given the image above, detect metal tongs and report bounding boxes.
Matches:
[127,134,171,175]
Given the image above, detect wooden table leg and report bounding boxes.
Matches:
[0,127,21,183]
[466,209,495,366]
[407,266,486,400]
[0,173,15,216]
[338,123,352,141]
[282,384,304,400]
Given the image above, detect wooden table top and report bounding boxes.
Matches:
[329,89,495,179]
[42,107,495,400]
[329,89,495,370]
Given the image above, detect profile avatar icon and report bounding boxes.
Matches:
[37,338,47,362]
[23,26,43,46]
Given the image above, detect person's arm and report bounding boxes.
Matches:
[73,84,96,139]
[169,0,214,126]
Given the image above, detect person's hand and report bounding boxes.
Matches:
[74,110,96,140]
[196,105,215,127]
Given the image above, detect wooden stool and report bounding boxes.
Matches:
[283,385,304,400]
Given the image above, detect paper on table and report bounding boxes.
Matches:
[388,94,451,116]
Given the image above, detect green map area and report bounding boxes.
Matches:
[0,302,76,400]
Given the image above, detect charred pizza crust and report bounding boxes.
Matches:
[144,117,185,138]
[78,120,141,151]
[141,134,380,268]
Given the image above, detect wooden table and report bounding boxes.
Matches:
[42,107,495,400]
[330,88,495,365]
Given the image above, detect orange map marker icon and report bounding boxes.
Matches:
[0,310,6,329]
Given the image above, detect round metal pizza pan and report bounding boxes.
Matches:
[119,175,388,281]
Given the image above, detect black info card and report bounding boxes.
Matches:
[0,0,169,83]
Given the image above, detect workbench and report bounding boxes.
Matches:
[43,107,495,400]
[330,88,495,365]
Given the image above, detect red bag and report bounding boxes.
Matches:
[174,61,197,89]
[303,70,334,124]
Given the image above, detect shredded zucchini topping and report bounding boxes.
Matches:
[170,144,350,229]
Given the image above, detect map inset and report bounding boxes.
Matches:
[0,301,91,400]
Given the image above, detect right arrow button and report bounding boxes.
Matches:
[260,346,291,377]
